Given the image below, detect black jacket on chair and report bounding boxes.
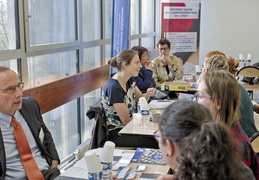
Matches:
[86,100,109,149]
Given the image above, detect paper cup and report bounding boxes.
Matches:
[99,141,115,162]
[85,150,103,173]
[152,112,160,123]
[139,97,149,110]
[133,113,142,126]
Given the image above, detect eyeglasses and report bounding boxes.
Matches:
[158,47,169,51]
[0,82,24,94]
[153,130,176,145]
[153,130,170,142]
[193,93,211,102]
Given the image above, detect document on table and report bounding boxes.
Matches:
[58,149,133,179]
[112,153,135,170]
[148,100,175,110]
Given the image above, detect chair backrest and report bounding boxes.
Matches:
[237,66,259,78]
[86,99,109,150]
[250,131,259,153]
[237,66,259,84]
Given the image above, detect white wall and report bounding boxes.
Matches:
[200,0,259,65]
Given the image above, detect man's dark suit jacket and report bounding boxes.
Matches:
[0,97,60,179]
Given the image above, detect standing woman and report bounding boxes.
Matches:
[196,70,259,179]
[102,49,157,148]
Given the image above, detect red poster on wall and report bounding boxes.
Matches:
[161,1,200,69]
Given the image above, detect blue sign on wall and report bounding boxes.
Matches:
[110,0,130,74]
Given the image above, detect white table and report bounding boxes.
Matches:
[119,120,159,136]
[55,149,170,180]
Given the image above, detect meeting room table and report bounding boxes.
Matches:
[55,149,170,180]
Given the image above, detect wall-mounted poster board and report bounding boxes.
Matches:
[161,0,201,73]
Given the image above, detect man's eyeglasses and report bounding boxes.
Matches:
[158,47,169,51]
[193,93,211,102]
[0,82,24,94]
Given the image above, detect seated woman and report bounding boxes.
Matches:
[199,52,257,138]
[196,70,259,179]
[102,49,158,148]
[131,46,156,93]
[156,100,254,180]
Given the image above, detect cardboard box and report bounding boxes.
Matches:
[161,81,191,91]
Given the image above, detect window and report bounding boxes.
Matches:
[82,47,101,71]
[82,0,101,41]
[28,0,76,46]
[141,0,155,34]
[28,51,77,87]
[130,0,139,35]
[0,59,18,72]
[43,100,79,159]
[0,0,19,50]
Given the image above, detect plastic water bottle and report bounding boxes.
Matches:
[137,101,141,114]
[101,162,112,180]
[247,54,252,66]
[141,109,150,128]
[239,54,245,68]
[139,97,150,127]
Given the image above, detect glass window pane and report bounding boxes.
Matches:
[28,51,77,87]
[141,0,155,33]
[130,0,139,35]
[104,1,112,39]
[0,0,18,50]
[105,44,111,60]
[43,99,79,160]
[82,47,101,71]
[141,37,155,50]
[28,0,76,46]
[0,59,18,71]
[81,89,101,142]
[83,0,101,41]
[130,39,139,48]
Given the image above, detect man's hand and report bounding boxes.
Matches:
[50,160,59,169]
[161,55,173,66]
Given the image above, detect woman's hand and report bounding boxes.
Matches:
[145,62,153,70]
[146,88,156,97]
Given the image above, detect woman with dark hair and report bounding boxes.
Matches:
[102,49,158,148]
[156,100,254,180]
[131,46,155,92]
[196,70,259,179]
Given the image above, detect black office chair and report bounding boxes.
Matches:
[237,66,259,85]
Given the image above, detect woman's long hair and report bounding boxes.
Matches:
[203,70,240,127]
[159,100,246,180]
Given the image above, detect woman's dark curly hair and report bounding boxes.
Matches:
[159,100,246,180]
